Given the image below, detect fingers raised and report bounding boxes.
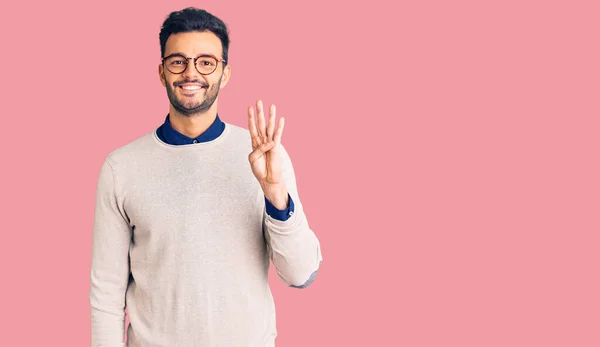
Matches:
[274,117,284,144]
[256,100,267,143]
[248,106,259,144]
[267,104,276,140]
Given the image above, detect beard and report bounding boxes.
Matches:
[165,75,222,117]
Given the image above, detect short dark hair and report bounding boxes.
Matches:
[159,7,230,65]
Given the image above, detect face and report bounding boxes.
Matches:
[159,31,231,117]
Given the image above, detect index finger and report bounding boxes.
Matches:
[248,105,259,138]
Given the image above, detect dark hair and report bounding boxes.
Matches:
[159,7,230,65]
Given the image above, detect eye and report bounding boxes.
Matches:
[197,58,216,66]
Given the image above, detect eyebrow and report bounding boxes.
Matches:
[165,52,217,58]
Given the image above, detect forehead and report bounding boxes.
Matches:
[164,31,223,57]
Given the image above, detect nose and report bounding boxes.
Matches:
[182,58,201,80]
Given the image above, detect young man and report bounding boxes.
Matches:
[89,7,323,347]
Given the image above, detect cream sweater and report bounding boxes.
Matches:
[89,122,323,347]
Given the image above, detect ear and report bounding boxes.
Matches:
[219,64,232,89]
[158,63,166,87]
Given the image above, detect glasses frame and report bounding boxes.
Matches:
[161,53,226,75]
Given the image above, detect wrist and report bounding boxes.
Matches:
[261,183,288,210]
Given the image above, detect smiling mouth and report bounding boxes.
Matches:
[177,84,207,96]
[179,85,206,90]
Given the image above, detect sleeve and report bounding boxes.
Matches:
[263,145,323,288]
[89,157,132,347]
[264,193,295,221]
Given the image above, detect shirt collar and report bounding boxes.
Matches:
[157,113,225,145]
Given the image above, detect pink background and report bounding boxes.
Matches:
[1,0,599,346]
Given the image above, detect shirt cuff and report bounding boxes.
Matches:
[264,193,295,221]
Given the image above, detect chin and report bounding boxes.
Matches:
[179,97,203,107]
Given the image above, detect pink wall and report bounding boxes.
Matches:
[1,0,598,346]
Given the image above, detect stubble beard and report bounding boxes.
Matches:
[166,75,222,117]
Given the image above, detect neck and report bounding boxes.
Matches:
[169,103,218,139]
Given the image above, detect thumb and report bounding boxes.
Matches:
[249,141,275,164]
[257,141,275,152]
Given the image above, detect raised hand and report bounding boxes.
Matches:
[248,100,288,209]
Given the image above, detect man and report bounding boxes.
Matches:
[89,7,323,347]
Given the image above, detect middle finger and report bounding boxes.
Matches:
[256,100,267,143]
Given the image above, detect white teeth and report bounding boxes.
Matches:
[182,85,202,90]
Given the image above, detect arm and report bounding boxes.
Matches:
[89,157,132,347]
[262,145,323,288]
[247,100,323,288]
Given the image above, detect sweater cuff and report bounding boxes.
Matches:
[264,193,295,221]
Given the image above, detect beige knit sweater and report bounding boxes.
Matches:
[89,122,323,347]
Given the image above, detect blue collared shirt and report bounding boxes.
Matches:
[156,114,295,221]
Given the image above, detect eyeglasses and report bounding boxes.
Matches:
[162,53,226,75]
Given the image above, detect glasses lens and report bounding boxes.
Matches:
[196,57,218,74]
[165,56,187,73]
